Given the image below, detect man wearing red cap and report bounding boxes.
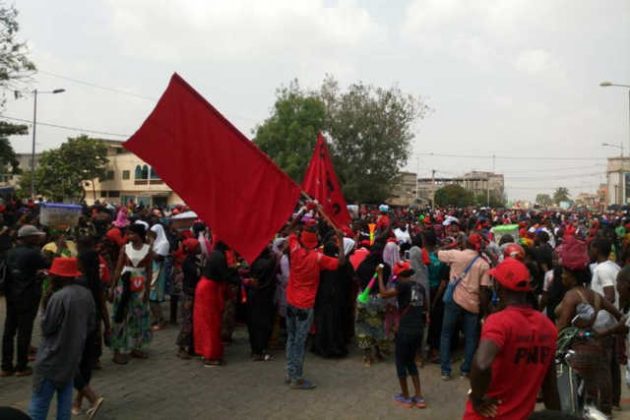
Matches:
[284,204,345,390]
[463,258,559,419]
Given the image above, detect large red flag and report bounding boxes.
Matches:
[124,74,301,263]
[302,133,351,228]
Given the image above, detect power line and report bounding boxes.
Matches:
[0,115,130,138]
[507,172,604,181]
[37,69,260,124]
[417,152,606,161]
[37,70,156,101]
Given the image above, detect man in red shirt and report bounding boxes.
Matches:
[285,206,344,390]
[464,258,560,419]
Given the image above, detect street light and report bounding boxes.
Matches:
[31,88,66,198]
[603,141,625,205]
[600,81,630,153]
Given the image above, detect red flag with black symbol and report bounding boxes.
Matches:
[302,133,351,228]
[124,73,301,264]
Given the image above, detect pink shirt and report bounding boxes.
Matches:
[438,249,491,314]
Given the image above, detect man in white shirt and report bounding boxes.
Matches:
[393,223,411,245]
[589,238,620,306]
[590,237,621,410]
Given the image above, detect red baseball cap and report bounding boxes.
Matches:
[489,258,532,292]
[393,261,415,277]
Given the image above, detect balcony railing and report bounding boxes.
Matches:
[134,179,164,185]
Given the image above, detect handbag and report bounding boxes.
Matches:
[443,256,479,304]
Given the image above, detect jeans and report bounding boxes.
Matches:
[440,301,478,376]
[2,299,38,372]
[29,378,73,420]
[285,304,314,382]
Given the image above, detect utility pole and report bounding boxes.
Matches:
[431,169,436,208]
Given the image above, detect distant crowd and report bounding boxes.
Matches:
[2,198,630,418]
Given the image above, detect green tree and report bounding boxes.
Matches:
[322,76,428,203]
[254,80,326,182]
[0,2,35,105]
[20,135,108,201]
[435,184,475,207]
[553,187,570,205]
[254,76,429,203]
[535,193,553,207]
[0,3,36,175]
[0,121,26,174]
[474,192,506,208]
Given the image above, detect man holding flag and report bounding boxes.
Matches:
[284,203,345,390]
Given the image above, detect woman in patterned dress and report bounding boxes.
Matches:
[110,223,153,364]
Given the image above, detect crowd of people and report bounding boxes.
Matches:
[2,197,630,418]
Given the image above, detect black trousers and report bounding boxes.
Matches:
[395,332,423,378]
[611,337,621,407]
[428,287,444,352]
[2,299,39,372]
[247,288,275,355]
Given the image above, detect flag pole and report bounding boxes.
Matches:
[300,191,344,235]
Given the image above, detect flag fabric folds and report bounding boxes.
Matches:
[124,73,302,263]
[302,133,351,228]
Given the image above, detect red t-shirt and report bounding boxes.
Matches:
[376,215,390,232]
[463,306,557,420]
[286,234,339,309]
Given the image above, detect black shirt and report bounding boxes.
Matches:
[182,254,202,295]
[5,244,49,303]
[396,280,426,335]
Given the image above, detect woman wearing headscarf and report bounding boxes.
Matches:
[110,223,152,364]
[245,247,277,361]
[355,242,391,366]
[176,238,201,359]
[555,236,624,416]
[311,238,354,358]
[148,224,170,331]
[382,241,401,341]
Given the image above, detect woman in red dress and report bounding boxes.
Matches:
[193,242,237,367]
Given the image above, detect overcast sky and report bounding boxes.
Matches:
[5,0,630,201]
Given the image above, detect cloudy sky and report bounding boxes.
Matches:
[5,0,630,201]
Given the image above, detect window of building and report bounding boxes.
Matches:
[150,167,161,179]
[135,165,143,179]
[106,170,115,180]
[109,191,120,198]
[100,191,107,197]
[142,165,149,179]
[122,170,130,180]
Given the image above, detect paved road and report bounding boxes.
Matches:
[2,298,630,419]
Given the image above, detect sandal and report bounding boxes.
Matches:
[177,350,192,360]
[112,354,129,365]
[87,397,104,420]
[393,393,413,408]
[130,350,148,359]
[203,359,222,367]
[71,405,82,416]
[412,396,427,409]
